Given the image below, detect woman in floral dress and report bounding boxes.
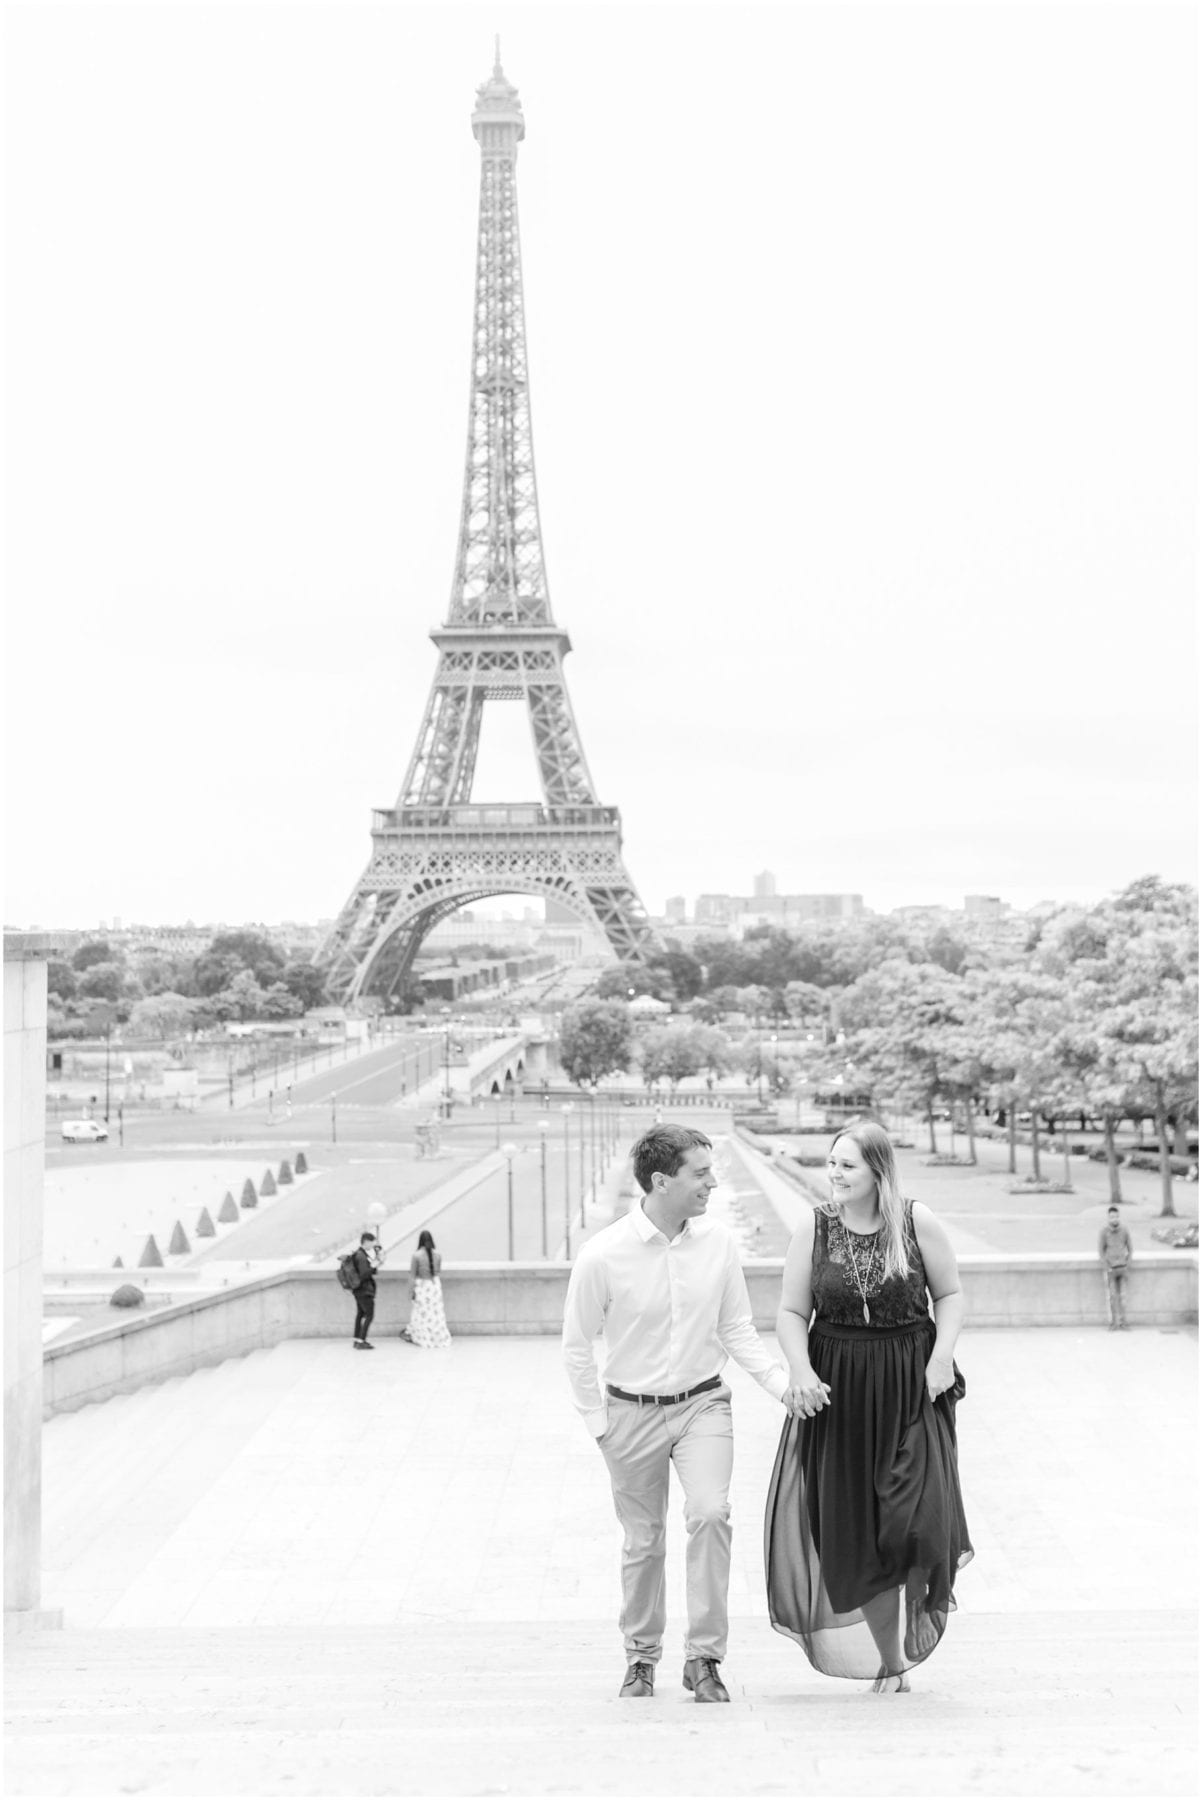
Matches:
[765,1120,972,1691]
[406,1229,452,1349]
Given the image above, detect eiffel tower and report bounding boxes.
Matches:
[319,49,659,1007]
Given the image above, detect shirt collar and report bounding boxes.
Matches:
[631,1200,705,1244]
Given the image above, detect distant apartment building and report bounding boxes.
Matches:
[693,891,865,934]
[664,895,688,924]
[963,894,1005,919]
[695,893,749,926]
[752,870,777,899]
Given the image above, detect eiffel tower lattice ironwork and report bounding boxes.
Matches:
[319,50,659,1006]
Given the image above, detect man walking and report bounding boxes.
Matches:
[350,1230,384,1349]
[563,1124,790,1702]
[1098,1204,1133,1330]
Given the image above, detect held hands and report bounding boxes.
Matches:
[925,1352,955,1403]
[784,1374,832,1419]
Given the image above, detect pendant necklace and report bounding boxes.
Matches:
[843,1220,876,1325]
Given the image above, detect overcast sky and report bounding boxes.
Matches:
[5,0,1196,930]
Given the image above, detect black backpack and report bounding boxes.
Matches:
[336,1253,362,1292]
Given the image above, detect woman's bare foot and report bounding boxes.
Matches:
[904,1594,939,1660]
[870,1669,911,1694]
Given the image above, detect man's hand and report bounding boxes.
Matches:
[784,1375,831,1419]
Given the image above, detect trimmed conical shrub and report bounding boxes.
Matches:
[295,1151,308,1174]
[112,1255,124,1269]
[260,1168,277,1197]
[241,1178,258,1210]
[110,1283,144,1308]
[196,1207,216,1238]
[277,1159,293,1184]
[138,1235,163,1268]
[219,1191,239,1223]
[168,1221,190,1255]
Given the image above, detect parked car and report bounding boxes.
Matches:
[61,1119,108,1143]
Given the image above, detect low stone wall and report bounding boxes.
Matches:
[42,1253,1197,1416]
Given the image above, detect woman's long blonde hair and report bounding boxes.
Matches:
[825,1119,912,1281]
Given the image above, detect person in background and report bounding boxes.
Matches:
[405,1229,452,1349]
[350,1231,384,1350]
[1098,1204,1133,1330]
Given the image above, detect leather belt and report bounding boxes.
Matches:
[605,1375,722,1408]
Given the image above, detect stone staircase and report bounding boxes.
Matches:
[8,1332,1198,1796]
[6,1613,1196,1797]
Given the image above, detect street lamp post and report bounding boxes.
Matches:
[589,1089,598,1202]
[579,1105,587,1227]
[537,1119,550,1258]
[501,1141,518,1261]
[561,1102,574,1258]
[103,1026,112,1124]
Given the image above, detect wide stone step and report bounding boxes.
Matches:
[6,1615,1195,1798]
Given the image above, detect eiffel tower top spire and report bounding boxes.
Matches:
[453,50,548,627]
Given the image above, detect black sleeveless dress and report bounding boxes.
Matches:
[764,1202,973,1679]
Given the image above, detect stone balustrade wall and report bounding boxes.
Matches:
[42,1254,1197,1417]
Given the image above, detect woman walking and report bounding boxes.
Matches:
[405,1229,452,1349]
[765,1121,972,1690]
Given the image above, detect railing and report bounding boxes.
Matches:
[372,805,619,833]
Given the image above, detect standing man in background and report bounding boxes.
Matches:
[1098,1204,1133,1330]
[563,1124,790,1703]
[350,1230,385,1349]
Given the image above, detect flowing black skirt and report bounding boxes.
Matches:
[764,1319,973,1680]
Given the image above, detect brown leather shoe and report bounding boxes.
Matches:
[619,1661,655,1698]
[683,1656,730,1702]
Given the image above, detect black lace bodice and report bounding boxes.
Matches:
[811,1201,931,1329]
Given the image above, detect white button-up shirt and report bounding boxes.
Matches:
[562,1200,788,1436]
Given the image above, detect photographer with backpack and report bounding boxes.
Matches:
[344,1231,385,1350]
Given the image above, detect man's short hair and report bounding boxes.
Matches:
[360,1231,376,1244]
[1107,1205,1120,1216]
[631,1125,712,1194]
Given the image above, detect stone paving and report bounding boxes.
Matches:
[5,1325,1196,1796]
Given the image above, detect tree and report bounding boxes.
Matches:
[280,960,330,1010]
[46,959,78,1001]
[839,960,966,1149]
[259,982,304,1021]
[638,1025,706,1094]
[594,966,638,1002]
[127,993,199,1041]
[193,931,285,997]
[1038,879,1198,1212]
[133,951,199,997]
[645,943,704,1002]
[72,938,122,973]
[559,1000,633,1086]
[76,962,126,1004]
[691,1026,731,1082]
[206,969,268,1023]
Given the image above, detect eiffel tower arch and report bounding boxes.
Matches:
[319,50,659,1007]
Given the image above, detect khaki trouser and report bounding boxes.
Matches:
[596,1382,734,1665]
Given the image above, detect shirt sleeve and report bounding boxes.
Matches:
[562,1247,611,1437]
[716,1239,788,1403]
